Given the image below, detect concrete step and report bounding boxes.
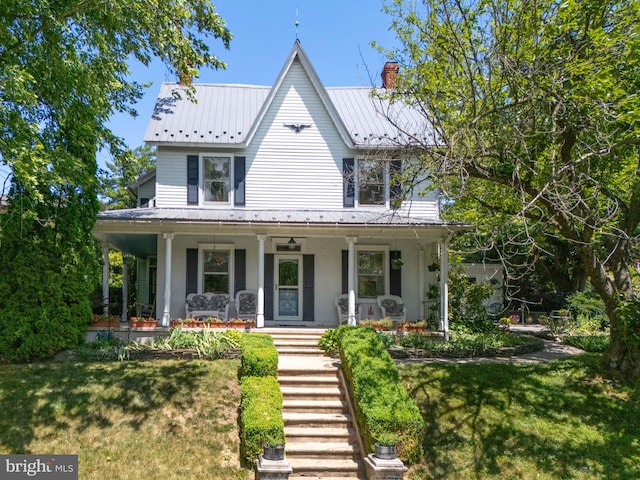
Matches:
[286,441,360,458]
[289,477,362,480]
[278,375,340,386]
[280,385,344,400]
[283,399,348,413]
[288,458,363,477]
[285,425,355,442]
[283,412,351,427]
[277,347,325,356]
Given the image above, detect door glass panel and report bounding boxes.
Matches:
[277,258,300,319]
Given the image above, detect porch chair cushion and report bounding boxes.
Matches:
[377,294,406,320]
[335,294,359,324]
[235,290,257,320]
[185,292,230,319]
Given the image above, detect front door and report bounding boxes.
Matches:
[275,255,302,321]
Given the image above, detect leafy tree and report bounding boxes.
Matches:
[0,1,231,361]
[100,144,156,209]
[377,0,640,379]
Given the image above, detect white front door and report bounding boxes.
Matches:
[275,255,302,321]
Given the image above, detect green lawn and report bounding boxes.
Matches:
[0,359,251,480]
[1,354,638,479]
[399,354,640,479]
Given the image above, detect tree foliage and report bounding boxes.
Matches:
[0,0,231,361]
[99,144,156,209]
[377,0,640,378]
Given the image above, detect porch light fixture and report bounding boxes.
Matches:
[288,237,297,250]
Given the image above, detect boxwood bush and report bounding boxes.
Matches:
[240,334,278,377]
[239,376,285,465]
[338,326,424,464]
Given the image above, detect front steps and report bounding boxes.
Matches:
[269,329,365,480]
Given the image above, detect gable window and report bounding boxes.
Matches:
[357,159,386,206]
[357,250,386,298]
[203,156,230,203]
[200,246,233,293]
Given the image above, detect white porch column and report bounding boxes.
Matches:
[257,235,266,328]
[161,233,174,327]
[346,236,358,326]
[439,236,451,341]
[418,247,425,320]
[102,243,110,317]
[121,257,128,323]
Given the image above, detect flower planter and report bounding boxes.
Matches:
[374,443,397,460]
[130,320,157,328]
[227,322,254,329]
[400,325,427,333]
[263,443,285,461]
[91,321,120,328]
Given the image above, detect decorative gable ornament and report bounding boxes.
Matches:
[283,123,312,133]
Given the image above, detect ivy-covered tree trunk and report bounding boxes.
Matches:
[0,180,100,361]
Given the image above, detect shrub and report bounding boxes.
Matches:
[240,334,278,378]
[339,327,424,464]
[239,376,285,465]
[564,335,610,353]
[150,327,240,359]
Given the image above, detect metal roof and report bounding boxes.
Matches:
[144,43,433,149]
[97,207,464,229]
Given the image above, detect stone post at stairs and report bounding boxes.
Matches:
[255,454,293,480]
[364,453,408,479]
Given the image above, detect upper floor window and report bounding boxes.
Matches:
[358,159,386,206]
[203,156,230,203]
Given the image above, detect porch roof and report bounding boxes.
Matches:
[96,207,470,229]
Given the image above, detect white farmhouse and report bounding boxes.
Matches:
[93,41,470,333]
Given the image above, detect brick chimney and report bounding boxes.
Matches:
[178,71,192,86]
[381,62,399,89]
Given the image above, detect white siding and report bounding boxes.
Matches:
[245,60,350,209]
[155,148,188,208]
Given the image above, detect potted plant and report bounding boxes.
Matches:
[228,318,255,330]
[90,314,120,328]
[374,432,399,460]
[262,433,285,461]
[360,318,393,331]
[399,320,427,333]
[391,257,404,270]
[207,317,226,328]
[130,316,157,328]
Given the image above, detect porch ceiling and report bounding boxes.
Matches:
[103,233,157,257]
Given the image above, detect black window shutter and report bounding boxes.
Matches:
[264,254,274,321]
[186,248,198,294]
[341,250,348,294]
[234,156,246,206]
[303,255,315,321]
[390,160,402,208]
[187,155,199,205]
[343,158,355,208]
[390,250,402,296]
[234,249,246,293]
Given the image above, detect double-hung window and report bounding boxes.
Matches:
[357,249,387,298]
[201,248,231,293]
[203,156,230,203]
[357,159,386,206]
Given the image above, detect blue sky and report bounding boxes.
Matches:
[105,0,398,156]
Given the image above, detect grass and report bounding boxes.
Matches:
[0,359,251,480]
[399,354,640,479]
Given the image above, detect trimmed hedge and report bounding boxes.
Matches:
[239,376,285,465]
[339,326,424,464]
[238,333,283,465]
[240,334,278,377]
